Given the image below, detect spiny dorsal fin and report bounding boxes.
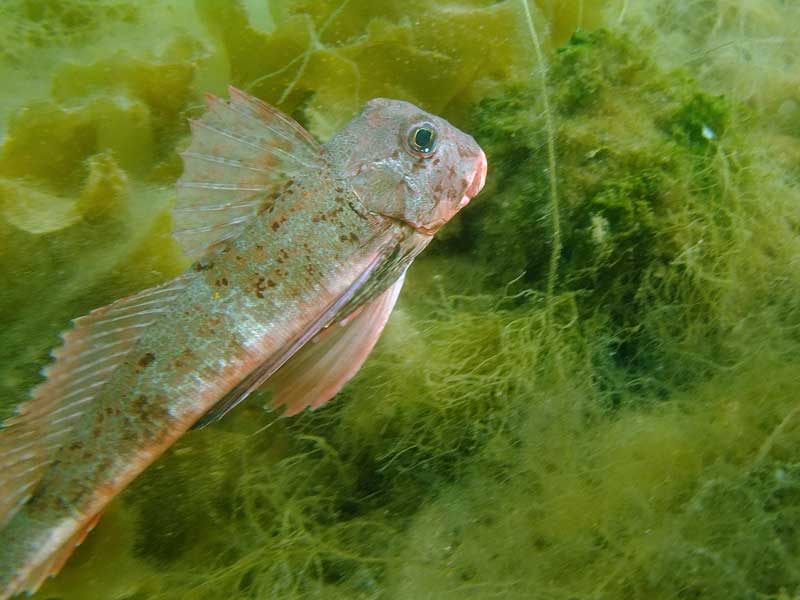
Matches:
[0,276,189,527]
[174,86,325,259]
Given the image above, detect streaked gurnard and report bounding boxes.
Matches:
[0,88,487,597]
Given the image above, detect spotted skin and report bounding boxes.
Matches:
[0,96,486,597]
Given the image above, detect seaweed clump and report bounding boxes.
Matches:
[452,29,757,398]
[0,0,139,54]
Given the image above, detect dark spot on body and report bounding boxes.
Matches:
[457,146,473,159]
[349,232,359,242]
[215,277,229,287]
[132,393,169,429]
[254,276,267,298]
[174,348,196,370]
[138,352,155,368]
[348,201,365,216]
[270,215,287,230]
[267,279,276,288]
[193,261,213,272]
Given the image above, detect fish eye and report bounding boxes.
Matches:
[408,123,437,156]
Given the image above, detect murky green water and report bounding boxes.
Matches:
[1,1,799,598]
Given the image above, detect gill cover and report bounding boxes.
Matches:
[330,98,487,235]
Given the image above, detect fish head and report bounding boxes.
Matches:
[331,98,487,235]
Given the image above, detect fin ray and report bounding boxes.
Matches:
[174,87,324,260]
[0,277,188,527]
[269,273,405,416]
[11,511,104,598]
[191,243,401,428]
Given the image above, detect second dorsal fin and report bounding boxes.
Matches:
[0,276,189,528]
[174,87,325,259]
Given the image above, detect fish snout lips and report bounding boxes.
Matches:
[469,149,487,198]
[459,149,487,209]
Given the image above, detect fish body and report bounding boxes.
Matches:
[0,90,486,598]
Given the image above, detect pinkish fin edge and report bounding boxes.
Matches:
[0,276,189,529]
[174,87,325,260]
[191,247,404,428]
[11,511,103,598]
[269,273,405,416]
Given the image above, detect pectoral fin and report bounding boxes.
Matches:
[268,273,405,416]
[191,243,404,428]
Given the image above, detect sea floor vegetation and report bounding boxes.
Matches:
[0,1,798,599]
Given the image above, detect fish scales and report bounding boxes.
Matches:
[0,90,486,597]
[0,171,410,583]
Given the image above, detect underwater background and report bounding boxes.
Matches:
[1,0,799,598]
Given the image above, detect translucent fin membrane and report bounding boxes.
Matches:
[0,276,189,528]
[174,87,324,259]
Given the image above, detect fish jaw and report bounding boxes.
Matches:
[460,148,488,209]
[413,147,488,236]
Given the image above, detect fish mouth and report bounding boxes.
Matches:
[459,149,487,209]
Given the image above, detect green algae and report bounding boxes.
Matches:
[0,1,798,599]
[457,27,800,404]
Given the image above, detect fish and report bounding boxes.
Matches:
[0,87,487,598]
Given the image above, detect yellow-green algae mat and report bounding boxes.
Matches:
[1,1,799,598]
